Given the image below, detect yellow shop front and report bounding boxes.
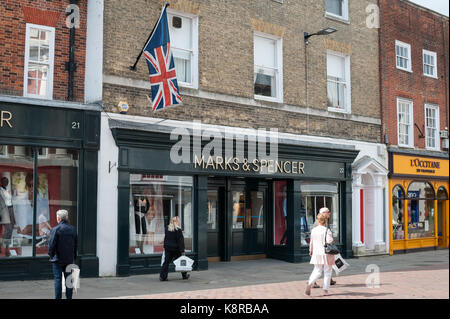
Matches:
[389,153,449,255]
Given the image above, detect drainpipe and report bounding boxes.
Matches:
[66,0,77,101]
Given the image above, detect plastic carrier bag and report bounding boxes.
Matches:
[332,253,349,275]
[173,255,194,272]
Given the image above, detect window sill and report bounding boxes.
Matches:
[254,95,283,104]
[396,67,413,73]
[425,147,441,152]
[423,74,438,80]
[325,12,350,25]
[178,82,198,90]
[23,94,53,101]
[327,106,350,114]
[397,144,415,149]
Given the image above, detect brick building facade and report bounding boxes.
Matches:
[0,0,87,101]
[97,0,390,277]
[102,0,381,142]
[0,1,101,280]
[378,0,449,254]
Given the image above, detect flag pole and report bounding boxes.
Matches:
[130,2,170,71]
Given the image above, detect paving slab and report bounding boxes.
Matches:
[0,249,448,299]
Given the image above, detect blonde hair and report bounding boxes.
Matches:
[168,216,181,232]
[316,213,327,226]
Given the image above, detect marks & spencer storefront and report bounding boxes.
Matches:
[389,151,449,254]
[0,98,100,280]
[110,119,359,276]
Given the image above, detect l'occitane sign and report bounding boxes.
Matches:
[393,154,449,177]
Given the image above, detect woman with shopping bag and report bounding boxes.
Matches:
[159,216,190,281]
[305,212,335,296]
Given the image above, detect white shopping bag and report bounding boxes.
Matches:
[332,253,349,275]
[173,255,194,272]
[161,250,165,266]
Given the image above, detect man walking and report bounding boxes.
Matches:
[48,210,78,299]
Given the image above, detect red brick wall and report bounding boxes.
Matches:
[379,0,449,149]
[0,0,87,102]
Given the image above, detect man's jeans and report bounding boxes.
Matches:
[52,263,73,299]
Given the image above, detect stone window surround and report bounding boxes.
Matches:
[424,103,440,151]
[23,23,55,100]
[167,8,199,90]
[253,31,283,104]
[422,49,438,79]
[395,40,412,73]
[396,97,414,148]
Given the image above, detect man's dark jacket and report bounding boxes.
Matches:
[48,220,78,265]
[163,227,185,252]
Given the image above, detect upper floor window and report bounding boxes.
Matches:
[24,24,55,99]
[423,50,437,78]
[325,0,349,21]
[395,40,412,72]
[327,51,351,113]
[425,104,440,150]
[254,33,283,102]
[168,10,198,89]
[397,98,413,147]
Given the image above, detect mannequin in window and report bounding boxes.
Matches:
[134,195,150,253]
[279,197,287,245]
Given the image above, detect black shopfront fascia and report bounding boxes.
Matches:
[0,101,100,280]
[110,120,359,277]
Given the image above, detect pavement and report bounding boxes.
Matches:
[0,249,448,299]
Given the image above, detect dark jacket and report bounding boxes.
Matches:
[163,226,185,252]
[48,220,78,265]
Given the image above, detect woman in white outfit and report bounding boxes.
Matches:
[305,212,334,296]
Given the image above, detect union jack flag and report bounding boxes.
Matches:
[143,5,182,111]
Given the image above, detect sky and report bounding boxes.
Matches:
[409,0,449,16]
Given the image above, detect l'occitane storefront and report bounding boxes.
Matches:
[389,153,449,255]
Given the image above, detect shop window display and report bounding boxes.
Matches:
[392,185,405,240]
[273,181,287,246]
[232,191,245,229]
[300,182,340,246]
[129,175,193,255]
[437,187,448,239]
[207,191,218,230]
[407,182,435,239]
[0,145,78,258]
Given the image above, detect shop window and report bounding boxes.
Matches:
[273,181,287,246]
[407,182,435,239]
[437,187,449,200]
[24,24,55,99]
[0,145,7,157]
[0,145,78,258]
[207,191,218,230]
[129,175,193,256]
[437,187,448,239]
[392,185,405,240]
[232,191,245,229]
[300,182,340,246]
